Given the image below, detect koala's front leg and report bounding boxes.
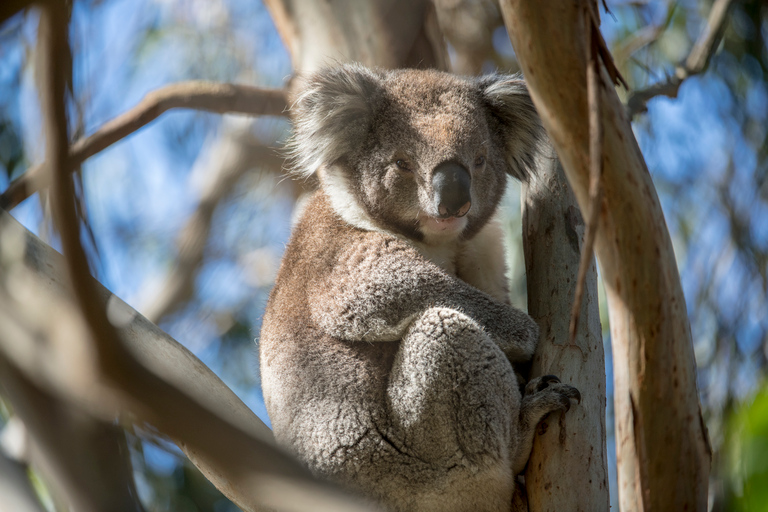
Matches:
[511,375,581,474]
[310,235,539,362]
[387,307,518,469]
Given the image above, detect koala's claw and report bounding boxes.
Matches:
[537,375,560,391]
[522,375,581,420]
[524,374,561,395]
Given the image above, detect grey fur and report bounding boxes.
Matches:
[261,65,578,511]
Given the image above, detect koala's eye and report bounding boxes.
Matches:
[474,156,486,168]
[395,159,412,171]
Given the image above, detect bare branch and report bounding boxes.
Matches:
[143,134,283,324]
[626,0,735,117]
[522,147,608,511]
[0,81,288,210]
[433,0,503,75]
[264,0,448,73]
[612,4,676,68]
[0,207,375,512]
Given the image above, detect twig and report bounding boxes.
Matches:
[613,3,676,68]
[626,0,735,117]
[143,137,282,324]
[570,4,605,345]
[0,81,288,210]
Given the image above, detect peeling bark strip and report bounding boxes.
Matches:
[523,147,608,511]
[569,6,604,346]
[500,1,711,511]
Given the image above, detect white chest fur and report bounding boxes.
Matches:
[414,215,511,305]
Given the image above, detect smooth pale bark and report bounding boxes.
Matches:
[500,2,711,511]
[522,147,609,511]
[264,0,447,73]
[0,209,373,512]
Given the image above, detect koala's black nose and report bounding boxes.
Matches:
[432,161,472,218]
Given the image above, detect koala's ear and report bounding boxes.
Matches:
[479,75,544,181]
[289,64,382,178]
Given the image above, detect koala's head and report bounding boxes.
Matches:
[289,64,542,245]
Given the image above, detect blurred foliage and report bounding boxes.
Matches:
[0,0,766,510]
[723,383,768,512]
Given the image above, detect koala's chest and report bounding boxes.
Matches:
[414,243,459,276]
[413,218,510,304]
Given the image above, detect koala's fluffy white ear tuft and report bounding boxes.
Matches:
[289,64,381,178]
[479,75,544,181]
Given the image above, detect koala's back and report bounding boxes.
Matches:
[260,192,521,510]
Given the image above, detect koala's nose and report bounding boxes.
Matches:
[432,161,472,218]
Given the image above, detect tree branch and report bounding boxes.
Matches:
[143,134,283,324]
[0,359,144,512]
[612,3,676,69]
[20,5,370,511]
[626,0,735,117]
[0,206,374,512]
[0,81,288,210]
[499,0,711,509]
[0,440,47,512]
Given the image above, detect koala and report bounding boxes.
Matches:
[259,64,580,512]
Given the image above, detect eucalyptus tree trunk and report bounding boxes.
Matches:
[263,0,448,73]
[522,147,609,511]
[499,2,711,510]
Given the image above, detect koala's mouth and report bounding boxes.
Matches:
[418,215,468,238]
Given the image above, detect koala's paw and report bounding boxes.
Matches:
[521,375,581,422]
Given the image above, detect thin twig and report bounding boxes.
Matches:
[0,81,288,210]
[143,139,282,324]
[613,4,677,68]
[626,0,735,117]
[570,5,604,345]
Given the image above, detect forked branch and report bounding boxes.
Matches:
[626,0,736,117]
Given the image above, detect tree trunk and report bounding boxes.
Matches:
[264,0,448,73]
[499,2,711,510]
[522,146,609,511]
